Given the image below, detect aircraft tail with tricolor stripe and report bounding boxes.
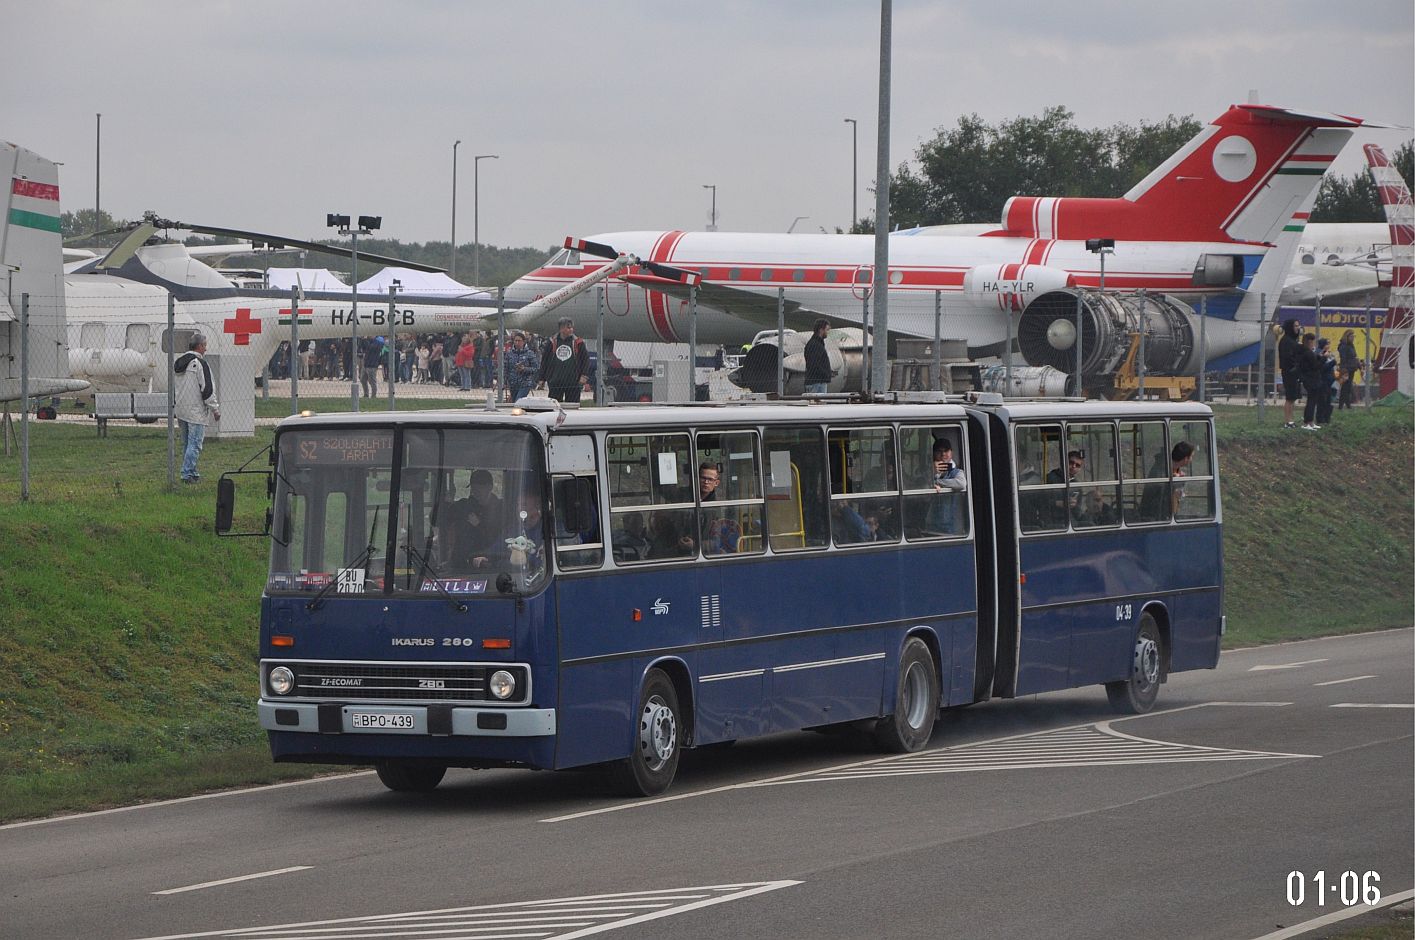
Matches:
[1,140,88,401]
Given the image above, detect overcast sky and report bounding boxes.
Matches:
[3,1,1410,259]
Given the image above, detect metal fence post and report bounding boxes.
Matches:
[861,288,871,395]
[1005,305,1013,389]
[496,288,506,402]
[167,293,176,490]
[596,285,605,406]
[776,287,785,398]
[1198,295,1207,403]
[19,292,29,502]
[1136,290,1147,399]
[689,285,699,403]
[289,284,300,415]
[933,290,942,391]
[1074,290,1084,397]
[387,285,397,411]
[1363,303,1373,410]
[1257,293,1267,419]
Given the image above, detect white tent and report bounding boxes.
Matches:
[266,268,348,291]
[355,267,488,298]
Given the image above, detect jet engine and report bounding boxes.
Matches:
[1016,289,1199,377]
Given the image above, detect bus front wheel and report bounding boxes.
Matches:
[1107,614,1163,714]
[374,761,447,792]
[611,669,682,796]
[875,637,939,753]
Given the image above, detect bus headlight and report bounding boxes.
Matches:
[268,666,295,696]
[489,670,516,700]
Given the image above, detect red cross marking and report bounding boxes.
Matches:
[224,307,263,346]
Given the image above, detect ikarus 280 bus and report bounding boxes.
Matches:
[217,395,1222,795]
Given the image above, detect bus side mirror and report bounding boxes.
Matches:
[215,477,236,534]
[558,476,596,534]
[214,470,274,538]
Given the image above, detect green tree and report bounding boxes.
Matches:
[879,108,1202,229]
[1310,140,1415,222]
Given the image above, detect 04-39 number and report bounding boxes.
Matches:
[1114,604,1133,622]
[1286,870,1380,907]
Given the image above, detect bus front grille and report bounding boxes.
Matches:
[282,663,525,703]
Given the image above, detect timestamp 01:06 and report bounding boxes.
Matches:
[1287,870,1381,907]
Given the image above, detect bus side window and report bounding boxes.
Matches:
[553,475,603,569]
[1121,420,1171,524]
[1015,424,1065,533]
[762,427,829,552]
[696,430,764,556]
[828,426,899,545]
[1067,422,1119,529]
[900,425,968,539]
[607,433,696,563]
[1171,420,1215,521]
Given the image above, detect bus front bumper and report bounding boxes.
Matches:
[258,700,556,737]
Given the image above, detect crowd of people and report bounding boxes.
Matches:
[262,317,592,401]
[1276,319,1361,430]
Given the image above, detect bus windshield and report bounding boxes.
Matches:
[268,426,543,597]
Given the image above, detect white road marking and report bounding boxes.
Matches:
[758,722,1314,786]
[1247,887,1415,940]
[1314,675,1376,686]
[1247,658,1329,671]
[541,701,1295,823]
[0,771,374,831]
[126,882,801,940]
[153,866,312,896]
[1330,702,1415,709]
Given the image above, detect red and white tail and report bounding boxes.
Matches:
[998,104,1365,245]
[1,140,86,401]
[1365,143,1414,395]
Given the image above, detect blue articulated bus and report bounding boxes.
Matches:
[217,395,1222,795]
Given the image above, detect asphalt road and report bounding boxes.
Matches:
[3,629,1410,940]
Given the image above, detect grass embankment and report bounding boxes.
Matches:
[0,404,1409,822]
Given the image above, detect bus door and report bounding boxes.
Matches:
[1011,422,1073,694]
[692,430,768,743]
[962,410,999,704]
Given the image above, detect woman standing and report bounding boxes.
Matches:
[1298,333,1325,430]
[1337,329,1360,409]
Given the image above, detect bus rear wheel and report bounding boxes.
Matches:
[875,637,939,753]
[610,669,682,797]
[1107,613,1163,714]
[374,761,447,792]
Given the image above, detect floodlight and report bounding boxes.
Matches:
[359,215,382,232]
[327,214,349,229]
[1086,238,1115,252]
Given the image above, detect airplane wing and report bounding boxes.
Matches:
[621,273,858,334]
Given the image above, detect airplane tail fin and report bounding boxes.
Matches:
[999,105,1365,246]
[1,140,84,401]
[1365,144,1414,390]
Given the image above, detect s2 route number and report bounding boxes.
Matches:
[1115,603,1134,622]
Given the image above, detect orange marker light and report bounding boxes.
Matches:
[482,638,511,650]
[632,609,643,622]
[271,635,295,647]
[1019,573,1027,585]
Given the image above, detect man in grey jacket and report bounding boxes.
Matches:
[173,333,220,483]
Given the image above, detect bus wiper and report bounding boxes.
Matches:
[306,507,381,611]
[404,543,468,613]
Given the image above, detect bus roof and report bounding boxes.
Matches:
[274,398,1211,435]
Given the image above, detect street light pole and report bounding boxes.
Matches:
[844,117,857,231]
[328,214,381,411]
[95,112,101,224]
[450,140,461,278]
[473,154,499,287]
[702,184,717,231]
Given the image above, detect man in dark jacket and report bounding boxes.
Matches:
[1277,318,1302,428]
[804,318,832,394]
[1297,333,1325,429]
[537,317,590,402]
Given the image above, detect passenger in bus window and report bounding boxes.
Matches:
[698,464,720,502]
[1139,441,1195,521]
[612,513,650,561]
[648,511,695,558]
[925,439,967,534]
